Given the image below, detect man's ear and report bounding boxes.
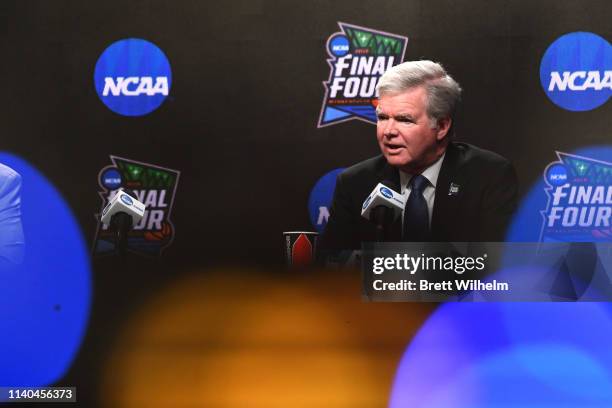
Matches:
[435,117,452,141]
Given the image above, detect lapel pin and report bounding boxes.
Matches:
[448,182,460,196]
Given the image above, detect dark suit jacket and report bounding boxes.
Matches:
[320,142,518,250]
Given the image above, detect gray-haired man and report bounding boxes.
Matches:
[321,60,518,250]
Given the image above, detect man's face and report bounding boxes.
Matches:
[376,86,449,173]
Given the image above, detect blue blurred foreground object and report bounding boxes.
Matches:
[0,153,91,388]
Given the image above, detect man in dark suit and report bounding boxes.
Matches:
[321,60,518,251]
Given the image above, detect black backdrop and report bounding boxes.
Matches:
[1,1,611,406]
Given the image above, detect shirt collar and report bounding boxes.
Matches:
[399,152,446,193]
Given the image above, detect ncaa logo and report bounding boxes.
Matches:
[327,34,350,58]
[94,38,172,116]
[545,163,568,187]
[120,194,133,206]
[308,168,345,233]
[100,168,122,190]
[380,187,393,198]
[540,32,611,111]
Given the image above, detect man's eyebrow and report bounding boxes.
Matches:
[394,113,414,120]
[375,110,414,120]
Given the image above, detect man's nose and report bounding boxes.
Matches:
[383,118,399,137]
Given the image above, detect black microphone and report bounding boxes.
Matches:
[361,180,404,242]
[100,188,146,256]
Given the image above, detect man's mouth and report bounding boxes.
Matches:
[385,143,405,153]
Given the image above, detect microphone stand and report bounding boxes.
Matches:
[372,206,392,242]
[110,212,133,257]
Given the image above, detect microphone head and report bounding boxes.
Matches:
[361,182,405,223]
[101,188,146,226]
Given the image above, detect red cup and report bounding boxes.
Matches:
[283,231,318,267]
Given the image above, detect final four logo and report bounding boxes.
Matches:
[93,156,180,256]
[541,152,612,241]
[318,22,408,127]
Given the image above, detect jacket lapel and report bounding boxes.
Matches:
[431,142,463,238]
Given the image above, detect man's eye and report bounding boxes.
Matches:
[377,115,388,121]
[397,117,413,123]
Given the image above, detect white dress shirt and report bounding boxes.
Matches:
[399,152,446,229]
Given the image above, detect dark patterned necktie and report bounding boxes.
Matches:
[403,174,430,241]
